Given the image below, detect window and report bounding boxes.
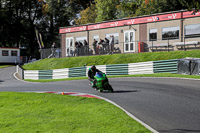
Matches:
[76,36,87,45]
[185,23,200,38]
[162,26,179,40]
[106,33,119,44]
[149,29,157,41]
[124,30,135,52]
[93,35,99,42]
[11,51,18,56]
[66,37,74,56]
[2,50,9,56]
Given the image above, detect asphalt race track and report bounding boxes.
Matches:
[1,66,200,133]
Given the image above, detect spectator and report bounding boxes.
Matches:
[109,35,114,54]
[84,39,88,46]
[79,41,83,56]
[92,39,98,55]
[84,39,89,55]
[105,38,109,44]
[98,39,105,45]
[75,41,79,56]
[105,38,110,54]
[48,42,56,58]
[98,39,105,54]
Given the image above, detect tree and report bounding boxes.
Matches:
[95,0,120,22]
[0,0,89,57]
[135,0,187,16]
[116,0,137,19]
[178,0,200,11]
[69,0,95,10]
[0,0,43,51]
[75,3,97,25]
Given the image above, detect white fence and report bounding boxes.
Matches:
[128,61,153,75]
[21,61,155,80]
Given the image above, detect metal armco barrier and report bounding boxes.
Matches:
[21,59,179,80]
[39,70,53,79]
[53,68,69,79]
[16,65,24,79]
[106,64,128,75]
[129,61,153,75]
[24,70,39,80]
[153,59,178,73]
[69,66,86,78]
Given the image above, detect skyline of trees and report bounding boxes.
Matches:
[0,0,199,58]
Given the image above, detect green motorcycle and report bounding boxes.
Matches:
[91,72,114,93]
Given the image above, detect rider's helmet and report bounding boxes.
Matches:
[91,65,96,71]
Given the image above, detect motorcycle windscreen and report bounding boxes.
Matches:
[95,72,103,78]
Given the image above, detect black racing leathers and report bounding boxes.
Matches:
[88,69,101,81]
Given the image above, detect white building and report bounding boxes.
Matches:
[0,47,20,64]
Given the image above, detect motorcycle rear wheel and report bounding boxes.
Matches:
[104,83,114,92]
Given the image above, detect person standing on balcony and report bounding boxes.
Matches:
[84,39,89,55]
[109,35,114,54]
[105,38,109,54]
[92,39,98,55]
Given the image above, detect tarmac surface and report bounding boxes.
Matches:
[1,66,200,133]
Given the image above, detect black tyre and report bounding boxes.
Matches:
[104,83,114,92]
[103,83,110,90]
[108,84,114,92]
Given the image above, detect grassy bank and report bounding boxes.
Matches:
[23,50,200,70]
[0,92,151,133]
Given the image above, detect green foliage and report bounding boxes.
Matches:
[116,1,137,18]
[1,0,199,57]
[135,0,187,16]
[95,0,120,22]
[0,0,93,57]
[178,0,200,11]
[23,50,200,70]
[0,0,42,49]
[0,92,151,132]
[75,3,97,25]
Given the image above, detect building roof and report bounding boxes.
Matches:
[0,47,20,49]
[59,10,200,34]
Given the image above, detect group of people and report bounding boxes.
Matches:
[74,40,89,56]
[92,35,115,55]
[72,35,115,56]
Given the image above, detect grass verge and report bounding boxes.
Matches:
[0,92,151,133]
[23,50,200,70]
[24,73,200,82]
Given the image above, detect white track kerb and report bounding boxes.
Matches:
[31,91,159,133]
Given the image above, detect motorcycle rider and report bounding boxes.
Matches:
[88,65,101,87]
